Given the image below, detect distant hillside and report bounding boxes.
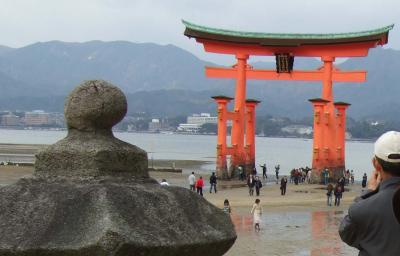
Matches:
[0,45,13,55]
[0,41,227,95]
[0,41,398,120]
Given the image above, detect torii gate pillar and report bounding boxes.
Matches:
[212,96,233,179]
[212,96,260,179]
[245,100,260,172]
[230,54,249,173]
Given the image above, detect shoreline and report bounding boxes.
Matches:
[0,165,358,211]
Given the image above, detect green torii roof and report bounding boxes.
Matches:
[183,20,393,46]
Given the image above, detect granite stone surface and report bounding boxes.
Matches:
[0,80,236,255]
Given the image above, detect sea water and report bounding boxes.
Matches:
[0,129,373,179]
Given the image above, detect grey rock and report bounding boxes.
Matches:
[0,80,236,255]
[64,80,127,132]
[35,129,149,178]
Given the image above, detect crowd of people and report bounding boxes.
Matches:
[162,163,370,202]
[289,166,312,185]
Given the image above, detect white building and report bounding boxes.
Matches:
[148,118,170,132]
[281,125,313,135]
[177,123,202,133]
[177,113,217,133]
[186,113,217,125]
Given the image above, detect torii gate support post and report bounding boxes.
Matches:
[245,100,260,172]
[321,57,335,166]
[334,102,351,178]
[231,54,249,174]
[309,98,330,182]
[212,96,233,179]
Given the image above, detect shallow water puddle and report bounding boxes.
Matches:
[226,210,358,256]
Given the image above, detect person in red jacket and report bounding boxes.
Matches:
[196,176,204,196]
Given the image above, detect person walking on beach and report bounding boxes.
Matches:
[275,164,280,184]
[327,183,334,206]
[350,170,355,185]
[222,199,231,214]
[334,184,342,206]
[188,172,196,191]
[254,176,263,196]
[209,172,217,193]
[260,164,267,180]
[196,176,204,196]
[323,168,329,185]
[339,131,400,255]
[238,166,245,181]
[293,169,298,185]
[252,166,257,176]
[280,176,288,196]
[251,199,262,231]
[247,174,255,196]
[338,176,345,194]
[361,173,367,188]
[307,169,312,184]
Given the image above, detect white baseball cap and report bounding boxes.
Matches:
[374,131,400,163]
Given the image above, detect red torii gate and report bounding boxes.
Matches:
[183,20,393,182]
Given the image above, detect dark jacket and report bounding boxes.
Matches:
[210,175,217,184]
[247,177,255,188]
[334,185,342,198]
[280,178,287,188]
[339,177,400,256]
[254,180,262,189]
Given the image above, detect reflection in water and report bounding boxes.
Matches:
[231,214,253,232]
[311,211,346,256]
[226,210,357,256]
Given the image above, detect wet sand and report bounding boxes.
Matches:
[0,165,358,255]
[0,143,212,171]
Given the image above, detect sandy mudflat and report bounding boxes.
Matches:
[0,143,47,155]
[0,165,358,255]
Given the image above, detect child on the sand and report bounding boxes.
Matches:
[222,199,231,214]
[251,198,262,231]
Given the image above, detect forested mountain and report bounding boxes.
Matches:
[0,41,398,120]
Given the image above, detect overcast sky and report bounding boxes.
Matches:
[1,0,399,64]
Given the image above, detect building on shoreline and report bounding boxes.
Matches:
[281,125,312,136]
[0,110,65,128]
[148,118,171,132]
[1,113,21,126]
[177,113,217,133]
[24,110,49,126]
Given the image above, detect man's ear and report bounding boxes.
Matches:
[373,157,383,173]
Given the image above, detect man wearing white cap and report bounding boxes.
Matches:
[339,131,400,255]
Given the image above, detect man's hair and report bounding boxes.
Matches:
[375,156,400,177]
